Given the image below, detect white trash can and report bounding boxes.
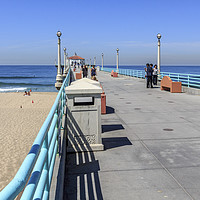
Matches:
[65,79,104,152]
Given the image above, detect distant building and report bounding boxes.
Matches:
[69,53,85,67]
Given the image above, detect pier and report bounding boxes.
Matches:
[64,70,200,200]
[1,68,200,200]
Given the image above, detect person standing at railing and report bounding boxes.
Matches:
[153,64,158,85]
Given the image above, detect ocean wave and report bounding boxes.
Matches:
[0,76,45,79]
[0,87,27,92]
[0,82,54,86]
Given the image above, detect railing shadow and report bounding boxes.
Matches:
[64,110,103,200]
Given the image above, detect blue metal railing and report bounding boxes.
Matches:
[101,67,200,88]
[101,67,146,79]
[0,69,71,200]
[159,72,200,88]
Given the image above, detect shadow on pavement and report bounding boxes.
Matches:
[106,106,115,114]
[102,124,124,133]
[102,137,132,150]
[64,110,103,200]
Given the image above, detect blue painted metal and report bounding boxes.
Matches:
[159,71,200,88]
[101,67,200,89]
[0,69,71,200]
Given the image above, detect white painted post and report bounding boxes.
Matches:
[157,33,161,74]
[116,48,119,73]
[63,47,67,77]
[55,31,63,90]
[94,57,96,66]
[66,53,69,71]
[102,53,104,70]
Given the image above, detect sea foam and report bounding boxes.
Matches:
[0,87,27,92]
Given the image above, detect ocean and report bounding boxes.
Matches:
[0,65,57,93]
[1,65,200,93]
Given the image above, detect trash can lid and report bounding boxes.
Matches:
[71,78,101,87]
[65,81,102,95]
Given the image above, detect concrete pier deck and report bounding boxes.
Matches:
[64,70,200,200]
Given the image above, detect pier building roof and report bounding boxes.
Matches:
[69,53,84,60]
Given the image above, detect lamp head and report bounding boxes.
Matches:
[157,33,161,39]
[116,48,119,52]
[57,31,62,37]
[64,47,66,51]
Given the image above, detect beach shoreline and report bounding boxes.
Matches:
[0,92,57,191]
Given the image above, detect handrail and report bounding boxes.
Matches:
[0,68,71,200]
[101,67,200,89]
[159,71,200,88]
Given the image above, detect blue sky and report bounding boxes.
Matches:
[0,0,200,65]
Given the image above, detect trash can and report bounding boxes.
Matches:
[71,78,106,114]
[65,80,104,152]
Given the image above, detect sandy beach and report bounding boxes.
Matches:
[0,92,57,191]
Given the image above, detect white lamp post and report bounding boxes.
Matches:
[157,33,161,73]
[94,57,96,66]
[66,52,69,71]
[116,48,119,73]
[63,47,67,77]
[55,31,63,90]
[102,53,104,70]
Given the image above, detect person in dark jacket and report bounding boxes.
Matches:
[146,63,153,88]
[83,65,88,78]
[91,66,96,80]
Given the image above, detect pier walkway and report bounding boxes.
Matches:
[64,70,200,200]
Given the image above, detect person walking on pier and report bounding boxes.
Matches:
[91,65,96,80]
[153,64,158,85]
[146,63,153,88]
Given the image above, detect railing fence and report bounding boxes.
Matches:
[0,69,71,200]
[101,67,200,89]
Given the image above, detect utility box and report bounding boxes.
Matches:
[65,79,104,152]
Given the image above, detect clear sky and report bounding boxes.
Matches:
[0,0,200,65]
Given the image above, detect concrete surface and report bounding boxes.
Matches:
[64,71,200,200]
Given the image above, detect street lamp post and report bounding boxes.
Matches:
[63,47,67,77]
[90,58,91,72]
[116,48,119,73]
[157,33,161,73]
[55,31,63,90]
[102,53,104,70]
[66,52,69,72]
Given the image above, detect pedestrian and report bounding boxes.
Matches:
[91,66,96,80]
[146,63,153,88]
[153,64,158,85]
[83,65,88,78]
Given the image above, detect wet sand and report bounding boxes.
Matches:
[0,92,57,191]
